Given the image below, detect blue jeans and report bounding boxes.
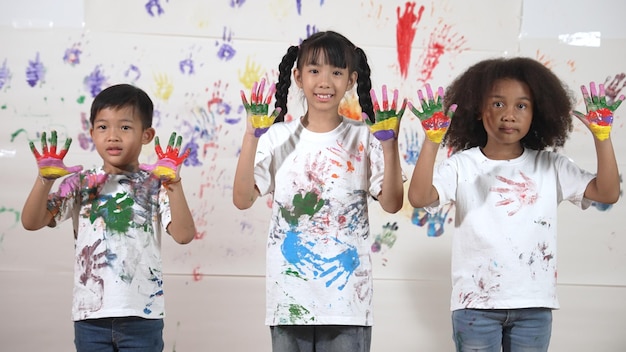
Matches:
[270,325,372,352]
[74,317,164,352]
[452,308,552,352]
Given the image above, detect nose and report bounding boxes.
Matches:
[501,106,516,121]
[106,129,120,141]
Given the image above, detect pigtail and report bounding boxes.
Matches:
[274,45,299,123]
[354,47,374,123]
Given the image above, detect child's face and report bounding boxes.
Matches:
[293,54,356,118]
[90,106,155,174]
[481,78,533,156]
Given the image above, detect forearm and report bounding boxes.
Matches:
[165,181,196,244]
[590,137,620,203]
[21,177,55,230]
[407,139,439,208]
[377,140,404,213]
[232,134,260,209]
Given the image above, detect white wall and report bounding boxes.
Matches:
[0,0,625,351]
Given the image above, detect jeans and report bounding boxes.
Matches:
[74,316,164,352]
[270,325,372,352]
[452,308,552,352]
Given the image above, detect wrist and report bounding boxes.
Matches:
[162,177,181,190]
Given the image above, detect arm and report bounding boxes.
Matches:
[21,178,55,230]
[376,139,404,213]
[406,84,455,208]
[574,82,623,204]
[365,85,406,213]
[139,132,196,244]
[233,79,280,210]
[232,133,261,209]
[164,180,196,244]
[21,131,83,230]
[584,137,620,204]
[407,139,440,208]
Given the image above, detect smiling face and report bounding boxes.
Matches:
[90,106,155,174]
[293,50,357,121]
[480,78,533,159]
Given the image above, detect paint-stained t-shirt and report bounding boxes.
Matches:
[428,147,595,311]
[254,117,385,326]
[47,168,171,321]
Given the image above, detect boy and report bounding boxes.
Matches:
[21,83,196,351]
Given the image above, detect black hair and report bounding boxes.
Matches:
[89,84,154,129]
[274,31,374,123]
[442,57,574,152]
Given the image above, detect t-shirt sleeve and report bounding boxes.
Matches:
[555,153,596,209]
[427,157,458,213]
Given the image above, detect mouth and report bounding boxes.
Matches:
[106,147,122,156]
[315,93,334,100]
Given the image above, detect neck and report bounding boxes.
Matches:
[301,112,342,132]
[480,145,524,160]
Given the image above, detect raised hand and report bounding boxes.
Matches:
[364,85,407,141]
[573,81,624,141]
[139,132,190,183]
[408,84,456,144]
[29,130,83,179]
[240,78,281,138]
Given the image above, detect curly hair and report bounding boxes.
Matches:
[274,31,374,123]
[442,57,575,152]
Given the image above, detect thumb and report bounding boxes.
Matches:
[139,163,155,172]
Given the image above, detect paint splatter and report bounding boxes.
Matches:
[402,128,420,165]
[295,0,325,15]
[0,206,20,244]
[145,0,166,16]
[26,52,45,87]
[179,55,195,75]
[490,172,538,216]
[371,221,398,253]
[300,24,319,44]
[63,44,82,66]
[535,50,554,69]
[238,56,263,90]
[0,59,11,90]
[604,73,626,105]
[411,203,453,237]
[208,80,238,124]
[418,22,467,83]
[230,0,246,7]
[338,91,361,120]
[153,73,173,101]
[125,64,141,83]
[84,65,107,98]
[216,27,236,61]
[77,112,95,151]
[396,2,424,79]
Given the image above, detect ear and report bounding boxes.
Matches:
[293,68,302,88]
[142,127,156,145]
[347,71,357,90]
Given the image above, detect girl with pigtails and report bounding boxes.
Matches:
[233,31,406,352]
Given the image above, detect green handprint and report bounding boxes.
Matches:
[280,191,325,226]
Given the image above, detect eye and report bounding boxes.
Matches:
[309,68,319,74]
[493,101,504,108]
[96,124,106,130]
[333,70,343,76]
[121,125,132,131]
[517,103,528,110]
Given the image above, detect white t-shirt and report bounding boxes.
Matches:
[254,117,385,326]
[48,168,171,321]
[429,147,595,311]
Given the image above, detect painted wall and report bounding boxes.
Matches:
[0,0,625,351]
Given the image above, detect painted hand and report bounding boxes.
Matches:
[408,84,456,144]
[240,79,281,138]
[139,132,190,182]
[29,130,83,179]
[573,82,624,141]
[364,85,407,141]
